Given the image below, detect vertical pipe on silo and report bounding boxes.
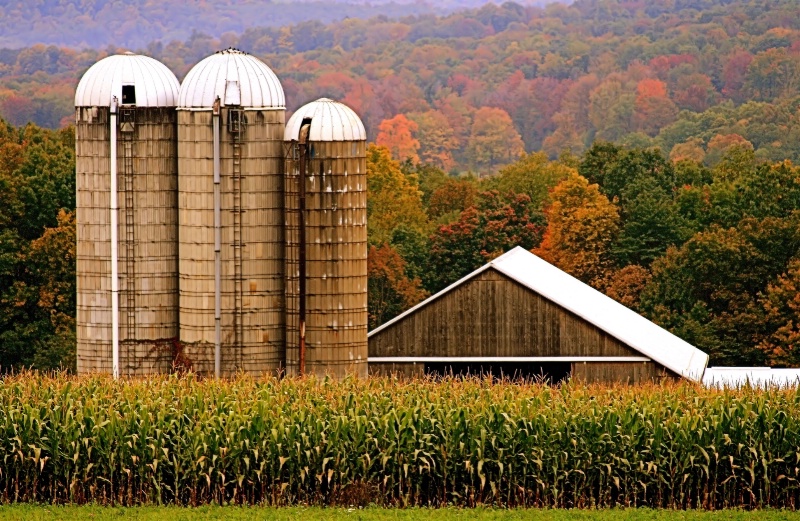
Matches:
[110,97,119,379]
[298,131,308,376]
[213,98,222,379]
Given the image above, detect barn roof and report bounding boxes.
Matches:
[369,247,709,382]
[703,367,800,388]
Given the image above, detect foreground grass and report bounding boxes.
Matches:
[3,373,800,507]
[1,506,800,520]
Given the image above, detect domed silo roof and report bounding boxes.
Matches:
[178,48,285,109]
[285,98,367,142]
[75,52,180,107]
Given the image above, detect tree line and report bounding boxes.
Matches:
[2,114,799,370]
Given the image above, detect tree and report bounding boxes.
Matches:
[632,78,678,136]
[604,265,651,312]
[366,144,428,245]
[428,191,544,292]
[613,176,692,267]
[408,110,458,171]
[376,114,420,163]
[466,107,524,173]
[367,243,427,329]
[705,134,753,167]
[669,138,706,164]
[534,172,620,288]
[588,77,634,142]
[482,152,574,211]
[641,216,800,366]
[758,258,800,367]
[579,143,676,203]
[427,178,478,222]
[745,48,800,101]
[722,48,754,103]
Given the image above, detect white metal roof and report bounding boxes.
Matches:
[369,247,710,382]
[178,48,284,109]
[75,53,180,108]
[703,367,800,388]
[285,98,367,142]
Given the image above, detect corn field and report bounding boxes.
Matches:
[1,372,799,508]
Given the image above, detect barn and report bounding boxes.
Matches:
[368,247,709,383]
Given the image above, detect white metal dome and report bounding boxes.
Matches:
[75,53,180,108]
[285,98,367,142]
[178,49,284,109]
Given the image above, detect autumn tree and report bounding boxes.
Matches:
[534,172,620,288]
[744,48,800,101]
[427,178,478,222]
[367,244,427,329]
[632,78,678,136]
[376,114,420,163]
[466,107,524,173]
[366,144,428,245]
[483,152,574,211]
[604,265,651,312]
[408,110,457,171]
[588,77,634,143]
[428,191,544,292]
[669,138,706,164]
[757,258,800,367]
[705,134,753,167]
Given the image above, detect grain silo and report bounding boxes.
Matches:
[284,98,368,378]
[177,49,286,377]
[75,53,180,377]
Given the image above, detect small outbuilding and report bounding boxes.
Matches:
[368,247,709,383]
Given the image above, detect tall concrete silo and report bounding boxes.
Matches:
[177,49,286,377]
[284,98,368,379]
[75,53,180,376]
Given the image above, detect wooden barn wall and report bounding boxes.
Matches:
[285,140,368,379]
[571,362,676,384]
[368,268,673,382]
[76,106,178,376]
[177,108,285,377]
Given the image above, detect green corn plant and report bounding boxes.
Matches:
[1,371,800,507]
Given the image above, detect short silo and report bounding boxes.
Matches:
[178,49,286,377]
[75,53,180,376]
[284,98,368,379]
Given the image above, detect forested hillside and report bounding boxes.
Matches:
[3,0,800,372]
[2,0,800,171]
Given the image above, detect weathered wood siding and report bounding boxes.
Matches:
[76,106,178,375]
[178,108,285,376]
[571,362,676,384]
[285,140,368,379]
[369,268,672,383]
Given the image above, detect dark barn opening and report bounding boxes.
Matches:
[424,361,571,383]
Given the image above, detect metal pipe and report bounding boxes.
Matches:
[213,97,221,379]
[110,97,119,379]
[298,137,308,377]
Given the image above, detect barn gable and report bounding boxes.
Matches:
[368,247,709,382]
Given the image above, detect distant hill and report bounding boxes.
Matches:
[0,0,569,50]
[2,0,800,168]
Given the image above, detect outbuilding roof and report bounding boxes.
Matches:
[369,247,709,382]
[178,48,284,109]
[703,367,800,388]
[285,98,367,142]
[75,53,180,108]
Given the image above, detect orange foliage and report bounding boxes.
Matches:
[376,114,420,163]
